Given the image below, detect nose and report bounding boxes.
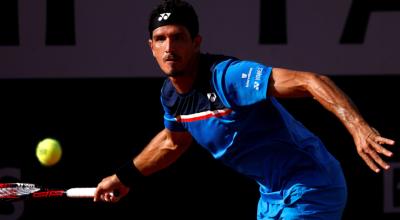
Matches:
[165,37,175,53]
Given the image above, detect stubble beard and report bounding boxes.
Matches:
[165,71,186,77]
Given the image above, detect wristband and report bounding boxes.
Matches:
[115,161,144,188]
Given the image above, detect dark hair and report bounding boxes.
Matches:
[148,0,199,39]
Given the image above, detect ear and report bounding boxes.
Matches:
[193,35,202,52]
[148,39,156,57]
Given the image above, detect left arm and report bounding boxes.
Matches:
[268,67,395,173]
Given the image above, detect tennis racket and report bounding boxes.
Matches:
[0,183,99,201]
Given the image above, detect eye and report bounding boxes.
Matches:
[173,34,182,41]
[173,33,188,42]
[153,35,165,42]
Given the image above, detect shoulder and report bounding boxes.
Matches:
[200,53,238,72]
[212,57,273,85]
[211,58,273,107]
[161,78,174,96]
[202,53,271,78]
[160,78,178,108]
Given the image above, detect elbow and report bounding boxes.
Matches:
[317,74,333,84]
[305,72,329,82]
[302,72,335,100]
[164,136,191,153]
[312,73,333,84]
[305,72,333,89]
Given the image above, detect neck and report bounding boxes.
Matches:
[169,53,200,94]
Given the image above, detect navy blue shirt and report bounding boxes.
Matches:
[160,53,345,199]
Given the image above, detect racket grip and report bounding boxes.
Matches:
[66,188,120,198]
[66,188,96,198]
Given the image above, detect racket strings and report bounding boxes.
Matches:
[0,185,40,198]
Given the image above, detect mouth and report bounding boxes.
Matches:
[163,54,180,63]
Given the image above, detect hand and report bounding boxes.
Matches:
[94,174,130,202]
[354,126,395,173]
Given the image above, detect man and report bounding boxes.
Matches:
[94,0,395,219]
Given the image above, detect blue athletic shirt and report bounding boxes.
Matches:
[160,53,346,202]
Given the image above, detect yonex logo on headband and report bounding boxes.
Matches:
[149,1,199,38]
[158,13,171,21]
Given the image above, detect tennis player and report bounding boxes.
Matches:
[94,1,395,219]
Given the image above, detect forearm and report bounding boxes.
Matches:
[269,68,369,135]
[306,74,369,136]
[270,68,395,172]
[95,129,191,202]
[133,129,192,176]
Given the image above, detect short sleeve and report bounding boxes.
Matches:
[160,84,186,132]
[212,59,272,108]
[163,110,186,131]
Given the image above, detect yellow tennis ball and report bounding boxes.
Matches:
[36,138,62,166]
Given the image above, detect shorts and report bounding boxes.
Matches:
[257,184,347,220]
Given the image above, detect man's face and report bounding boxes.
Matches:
[149,25,201,76]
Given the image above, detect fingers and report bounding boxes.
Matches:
[359,134,395,173]
[94,190,119,202]
[358,151,380,173]
[358,149,389,173]
[93,187,104,202]
[367,139,393,157]
[93,175,126,203]
[367,135,395,157]
[93,178,114,202]
[99,191,119,202]
[374,136,395,146]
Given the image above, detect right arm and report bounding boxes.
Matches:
[134,128,193,176]
[94,128,193,202]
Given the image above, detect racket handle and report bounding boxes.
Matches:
[65,188,120,198]
[66,188,96,198]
